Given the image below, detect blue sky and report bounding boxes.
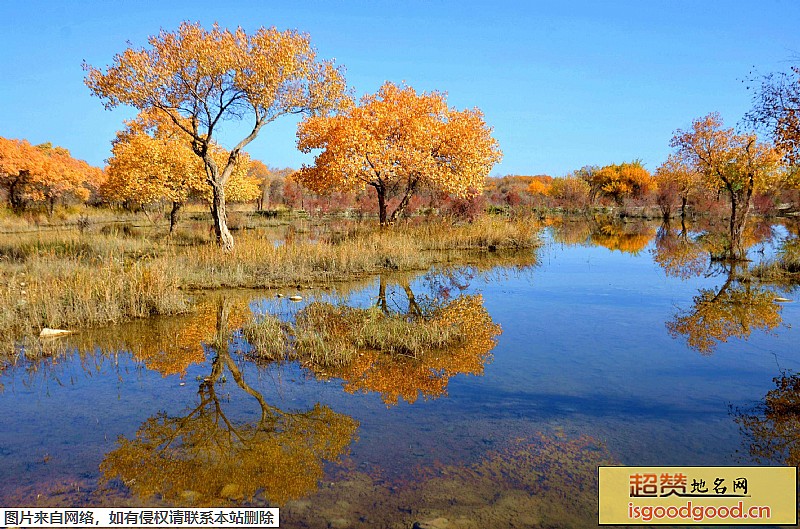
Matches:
[1,0,798,176]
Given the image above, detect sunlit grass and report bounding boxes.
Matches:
[0,213,539,353]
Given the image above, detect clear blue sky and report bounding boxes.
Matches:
[1,0,798,177]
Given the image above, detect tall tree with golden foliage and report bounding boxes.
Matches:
[0,137,44,209]
[669,113,781,260]
[654,154,704,221]
[85,21,349,250]
[296,82,502,226]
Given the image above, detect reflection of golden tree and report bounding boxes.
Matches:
[295,279,501,406]
[69,294,252,377]
[666,264,782,354]
[100,345,358,506]
[733,372,800,469]
[590,222,656,255]
[546,217,592,246]
[651,225,709,279]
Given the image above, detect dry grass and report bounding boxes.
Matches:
[179,216,540,289]
[0,213,539,353]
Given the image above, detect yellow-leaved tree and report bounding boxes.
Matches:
[85,22,349,250]
[0,136,102,213]
[654,154,704,221]
[586,160,652,205]
[296,82,502,226]
[669,113,781,260]
[105,111,259,233]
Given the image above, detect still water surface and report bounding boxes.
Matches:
[1,221,798,527]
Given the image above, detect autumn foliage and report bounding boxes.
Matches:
[85,21,349,250]
[104,111,259,231]
[0,136,103,213]
[297,82,502,225]
[669,113,781,259]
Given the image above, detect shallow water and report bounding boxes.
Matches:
[1,220,799,527]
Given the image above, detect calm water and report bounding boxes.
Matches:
[1,220,798,527]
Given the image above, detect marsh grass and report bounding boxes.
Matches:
[241,313,290,362]
[180,216,540,289]
[752,238,800,284]
[290,301,464,368]
[0,214,539,352]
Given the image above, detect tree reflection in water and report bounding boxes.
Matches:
[666,261,783,355]
[291,273,502,405]
[733,372,800,469]
[650,221,788,355]
[652,223,709,279]
[100,297,359,507]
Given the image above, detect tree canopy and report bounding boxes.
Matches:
[105,111,259,232]
[0,136,103,212]
[748,64,800,165]
[296,82,502,225]
[85,21,349,249]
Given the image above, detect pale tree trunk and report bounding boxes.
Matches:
[202,153,235,252]
[210,183,234,251]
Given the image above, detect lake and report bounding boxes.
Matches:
[1,219,798,528]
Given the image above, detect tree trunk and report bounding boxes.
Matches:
[680,195,688,221]
[8,176,25,211]
[210,184,234,251]
[726,185,753,261]
[402,282,422,317]
[376,186,388,227]
[388,178,419,224]
[731,194,752,261]
[169,201,182,235]
[48,196,56,217]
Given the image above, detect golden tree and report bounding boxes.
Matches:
[0,137,44,209]
[669,113,781,260]
[0,137,101,213]
[33,144,100,215]
[296,82,502,226]
[586,160,652,205]
[85,22,348,250]
[105,111,259,233]
[654,154,704,221]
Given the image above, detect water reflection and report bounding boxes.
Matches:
[732,371,800,468]
[100,297,359,507]
[548,216,654,254]
[244,273,502,406]
[666,262,783,355]
[652,224,709,279]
